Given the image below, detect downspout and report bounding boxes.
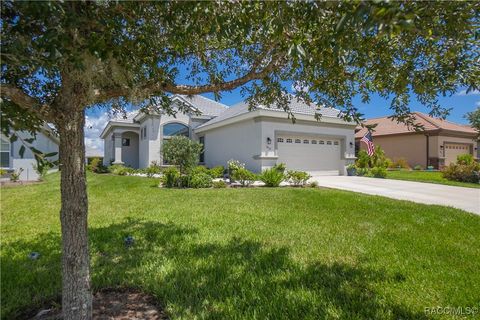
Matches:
[425,134,430,167]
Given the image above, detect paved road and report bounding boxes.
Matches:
[310,176,480,215]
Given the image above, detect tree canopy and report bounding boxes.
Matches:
[2,1,479,129]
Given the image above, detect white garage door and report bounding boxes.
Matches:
[276,135,341,174]
[444,143,471,165]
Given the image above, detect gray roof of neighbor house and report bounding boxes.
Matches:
[197,98,342,128]
[355,112,478,138]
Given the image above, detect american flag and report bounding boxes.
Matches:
[361,131,375,156]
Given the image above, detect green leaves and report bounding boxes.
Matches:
[2,0,479,127]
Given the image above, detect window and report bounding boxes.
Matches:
[122,138,130,146]
[303,139,309,144]
[311,140,317,144]
[163,123,189,137]
[0,137,10,168]
[286,138,292,143]
[199,136,205,163]
[319,140,325,145]
[334,141,339,145]
[142,127,147,139]
[327,141,332,145]
[277,138,284,143]
[295,139,301,144]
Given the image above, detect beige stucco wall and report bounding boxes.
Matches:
[357,133,478,168]
[359,134,428,167]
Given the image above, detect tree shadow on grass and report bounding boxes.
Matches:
[2,218,429,319]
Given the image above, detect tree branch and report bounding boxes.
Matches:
[1,85,53,122]
[98,53,283,101]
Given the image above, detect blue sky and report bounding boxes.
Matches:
[85,87,479,153]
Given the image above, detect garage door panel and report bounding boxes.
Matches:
[277,135,341,173]
[445,143,471,165]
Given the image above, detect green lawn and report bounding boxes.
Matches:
[386,170,480,188]
[2,173,480,319]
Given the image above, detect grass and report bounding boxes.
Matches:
[1,173,480,319]
[386,170,480,188]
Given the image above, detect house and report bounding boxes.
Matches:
[355,112,479,168]
[100,95,357,175]
[0,124,59,181]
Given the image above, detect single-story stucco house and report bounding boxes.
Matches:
[100,95,357,175]
[0,125,59,181]
[355,112,479,168]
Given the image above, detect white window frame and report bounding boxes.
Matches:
[0,135,11,169]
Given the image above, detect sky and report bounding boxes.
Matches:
[85,87,480,154]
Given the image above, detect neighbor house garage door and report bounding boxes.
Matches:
[444,143,471,165]
[276,135,341,174]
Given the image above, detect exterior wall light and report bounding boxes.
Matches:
[349,141,353,147]
[267,137,272,145]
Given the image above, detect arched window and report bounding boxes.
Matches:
[163,123,189,137]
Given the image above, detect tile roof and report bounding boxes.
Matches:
[355,112,477,138]
[197,97,342,128]
[177,94,228,117]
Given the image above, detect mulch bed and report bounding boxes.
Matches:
[29,288,168,320]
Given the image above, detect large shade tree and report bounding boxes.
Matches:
[1,1,478,319]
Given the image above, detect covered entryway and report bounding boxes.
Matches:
[276,135,341,174]
[444,143,471,165]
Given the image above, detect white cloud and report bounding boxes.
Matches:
[475,101,480,107]
[84,110,137,153]
[456,89,480,96]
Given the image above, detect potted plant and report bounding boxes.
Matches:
[346,164,357,176]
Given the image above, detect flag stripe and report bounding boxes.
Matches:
[360,132,375,156]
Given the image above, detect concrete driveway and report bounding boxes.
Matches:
[310,175,480,215]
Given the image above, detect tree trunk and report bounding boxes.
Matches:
[58,108,92,319]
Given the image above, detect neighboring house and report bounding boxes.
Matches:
[0,125,59,181]
[355,112,479,168]
[100,95,357,175]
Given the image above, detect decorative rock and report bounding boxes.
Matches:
[124,235,134,248]
[28,252,40,260]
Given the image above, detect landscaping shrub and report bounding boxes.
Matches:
[370,166,387,178]
[389,158,410,170]
[161,167,180,188]
[190,165,209,176]
[442,162,480,183]
[273,163,286,173]
[356,150,370,168]
[177,175,191,188]
[231,167,257,187]
[413,165,423,170]
[33,158,54,181]
[162,136,202,173]
[286,170,311,187]
[212,180,227,188]
[189,172,213,188]
[457,153,474,165]
[370,146,390,169]
[356,167,370,176]
[227,159,245,176]
[10,168,23,182]
[259,167,284,187]
[308,181,319,188]
[144,165,162,177]
[0,168,7,176]
[108,164,132,175]
[208,166,225,178]
[87,157,104,173]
